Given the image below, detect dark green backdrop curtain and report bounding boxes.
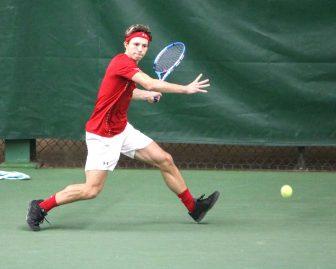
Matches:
[0,0,335,145]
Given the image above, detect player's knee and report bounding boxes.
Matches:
[82,186,102,200]
[160,152,175,169]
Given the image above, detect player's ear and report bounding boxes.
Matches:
[124,41,128,49]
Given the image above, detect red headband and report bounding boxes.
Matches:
[125,31,152,43]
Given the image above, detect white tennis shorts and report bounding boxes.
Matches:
[85,123,153,171]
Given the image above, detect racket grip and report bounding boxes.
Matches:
[153,96,159,103]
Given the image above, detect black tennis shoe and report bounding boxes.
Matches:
[26,199,48,231]
[189,191,220,223]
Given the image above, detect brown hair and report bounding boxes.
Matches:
[125,24,152,40]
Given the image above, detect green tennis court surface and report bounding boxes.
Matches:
[0,169,335,269]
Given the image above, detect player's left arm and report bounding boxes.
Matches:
[132,72,210,94]
[132,88,162,103]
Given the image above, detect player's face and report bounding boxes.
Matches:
[124,37,149,62]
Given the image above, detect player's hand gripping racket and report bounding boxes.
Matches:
[152,42,186,102]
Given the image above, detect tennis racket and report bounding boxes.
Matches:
[152,42,185,102]
[153,41,186,81]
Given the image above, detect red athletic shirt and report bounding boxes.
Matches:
[85,53,141,137]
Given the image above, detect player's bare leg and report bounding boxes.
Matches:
[135,142,187,194]
[135,142,220,222]
[55,170,108,205]
[26,170,107,231]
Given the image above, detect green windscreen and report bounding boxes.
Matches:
[0,0,335,145]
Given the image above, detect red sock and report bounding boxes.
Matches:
[39,195,58,212]
[178,189,195,213]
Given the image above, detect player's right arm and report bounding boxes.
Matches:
[132,72,210,95]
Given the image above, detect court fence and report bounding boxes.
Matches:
[0,139,335,171]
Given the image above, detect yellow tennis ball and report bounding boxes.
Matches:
[281,185,293,198]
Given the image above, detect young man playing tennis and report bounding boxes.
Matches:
[26,24,220,231]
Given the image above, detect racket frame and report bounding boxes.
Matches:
[153,42,185,81]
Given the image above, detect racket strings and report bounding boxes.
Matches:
[155,44,184,72]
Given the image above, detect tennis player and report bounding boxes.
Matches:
[26,24,220,231]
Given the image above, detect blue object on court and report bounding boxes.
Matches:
[0,170,31,180]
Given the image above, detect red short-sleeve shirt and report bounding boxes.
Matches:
[85,53,141,137]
